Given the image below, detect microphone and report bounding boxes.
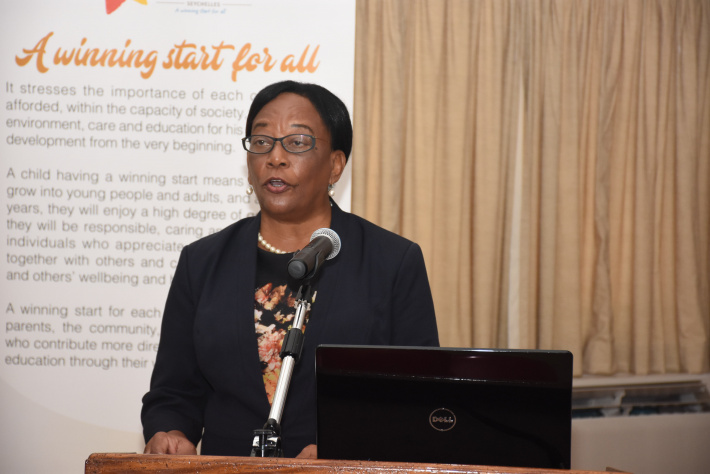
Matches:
[287,228,341,280]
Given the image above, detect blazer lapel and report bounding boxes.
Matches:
[223,214,271,409]
[300,201,346,356]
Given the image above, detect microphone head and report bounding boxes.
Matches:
[311,228,341,260]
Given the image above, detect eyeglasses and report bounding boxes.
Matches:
[241,134,327,154]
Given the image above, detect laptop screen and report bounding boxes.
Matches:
[315,345,572,469]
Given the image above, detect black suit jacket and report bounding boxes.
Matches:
[141,202,439,457]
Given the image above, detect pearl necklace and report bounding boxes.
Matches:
[258,232,288,254]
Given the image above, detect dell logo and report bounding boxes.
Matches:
[429,408,456,431]
[431,416,454,423]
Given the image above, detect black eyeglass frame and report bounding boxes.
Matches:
[241,134,328,154]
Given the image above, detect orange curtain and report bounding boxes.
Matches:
[353,0,710,375]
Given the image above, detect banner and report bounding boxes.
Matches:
[0,1,354,471]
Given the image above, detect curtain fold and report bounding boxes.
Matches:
[353,0,709,375]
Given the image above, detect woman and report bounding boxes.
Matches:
[141,81,439,458]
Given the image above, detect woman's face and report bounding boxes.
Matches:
[246,93,345,222]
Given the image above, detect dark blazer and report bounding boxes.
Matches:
[141,202,439,457]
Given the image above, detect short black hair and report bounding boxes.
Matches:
[245,81,352,161]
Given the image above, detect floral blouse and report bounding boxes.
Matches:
[253,249,308,405]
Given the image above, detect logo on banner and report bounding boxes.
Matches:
[106,0,147,15]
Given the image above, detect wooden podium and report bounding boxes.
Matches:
[85,453,627,474]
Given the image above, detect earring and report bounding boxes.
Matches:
[246,185,253,196]
[328,183,335,197]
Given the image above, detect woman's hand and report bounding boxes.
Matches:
[296,444,317,459]
[144,430,197,455]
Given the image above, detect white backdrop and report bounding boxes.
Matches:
[0,1,354,472]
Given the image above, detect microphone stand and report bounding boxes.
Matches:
[250,283,311,457]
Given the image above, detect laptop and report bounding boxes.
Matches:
[315,345,572,468]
